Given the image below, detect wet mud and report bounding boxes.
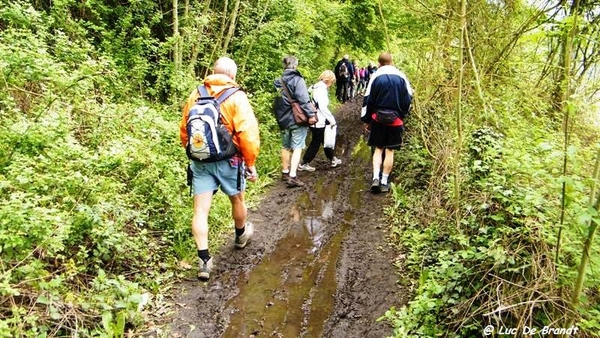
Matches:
[167,98,409,338]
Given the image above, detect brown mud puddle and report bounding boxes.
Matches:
[167,99,409,338]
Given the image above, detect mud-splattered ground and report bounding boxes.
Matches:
[167,98,409,338]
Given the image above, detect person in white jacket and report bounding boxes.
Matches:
[298,70,342,171]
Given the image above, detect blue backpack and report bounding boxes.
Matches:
[185,85,240,162]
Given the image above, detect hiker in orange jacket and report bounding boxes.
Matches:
[179,56,260,281]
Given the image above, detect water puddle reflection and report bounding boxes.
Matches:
[222,139,369,338]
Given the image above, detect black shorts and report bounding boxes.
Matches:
[368,123,404,150]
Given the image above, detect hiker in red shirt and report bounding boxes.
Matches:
[360,53,413,193]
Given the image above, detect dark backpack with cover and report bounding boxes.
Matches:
[338,63,349,79]
[185,85,240,162]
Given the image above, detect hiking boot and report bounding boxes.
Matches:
[370,178,381,193]
[331,157,342,168]
[198,257,213,281]
[380,183,390,193]
[235,222,254,249]
[298,163,316,172]
[281,171,290,181]
[287,176,305,188]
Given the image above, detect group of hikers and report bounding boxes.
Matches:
[179,52,413,280]
[273,56,342,187]
[334,54,379,103]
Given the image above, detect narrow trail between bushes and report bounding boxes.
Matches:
[166,99,409,338]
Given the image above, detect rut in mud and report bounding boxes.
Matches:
[168,99,410,338]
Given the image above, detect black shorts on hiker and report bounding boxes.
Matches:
[368,123,404,150]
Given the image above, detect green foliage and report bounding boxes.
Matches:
[467,128,504,180]
[383,116,600,336]
[1,4,183,334]
[7,0,599,336]
[1,0,366,334]
[382,44,600,338]
[375,1,600,334]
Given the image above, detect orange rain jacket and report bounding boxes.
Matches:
[179,74,260,167]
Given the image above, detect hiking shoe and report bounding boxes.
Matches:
[281,171,290,181]
[287,176,305,188]
[331,157,342,167]
[235,222,254,249]
[370,178,381,193]
[298,163,316,172]
[198,257,213,281]
[380,183,390,193]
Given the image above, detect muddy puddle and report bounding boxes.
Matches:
[222,140,368,338]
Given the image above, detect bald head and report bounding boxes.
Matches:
[378,52,393,66]
[213,57,237,80]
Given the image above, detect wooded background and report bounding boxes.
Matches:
[1,0,599,336]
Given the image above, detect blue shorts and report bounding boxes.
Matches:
[190,156,245,196]
[281,125,308,150]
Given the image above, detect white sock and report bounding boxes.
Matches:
[373,169,380,181]
[381,174,389,185]
[282,169,290,174]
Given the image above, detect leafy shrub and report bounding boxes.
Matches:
[383,112,600,337]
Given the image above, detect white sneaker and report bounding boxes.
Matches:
[235,222,254,249]
[331,157,342,167]
[298,163,316,172]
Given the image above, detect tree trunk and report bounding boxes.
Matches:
[377,0,391,52]
[173,0,181,73]
[241,0,272,72]
[567,148,600,328]
[222,0,242,54]
[454,0,467,229]
[555,0,580,264]
[552,0,580,111]
[204,0,229,78]
[188,0,214,77]
[184,0,189,22]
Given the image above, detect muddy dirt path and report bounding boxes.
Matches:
[168,99,409,338]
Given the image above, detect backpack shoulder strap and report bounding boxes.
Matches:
[310,84,319,109]
[216,87,241,105]
[280,78,295,102]
[198,85,210,98]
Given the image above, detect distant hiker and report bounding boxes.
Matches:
[298,70,342,172]
[179,57,260,280]
[357,67,367,94]
[361,52,413,193]
[273,55,317,188]
[334,55,353,103]
[366,62,376,84]
[347,60,357,100]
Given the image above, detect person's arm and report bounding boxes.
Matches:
[361,72,380,123]
[314,86,336,125]
[398,78,413,116]
[179,89,200,147]
[229,92,260,168]
[294,77,317,117]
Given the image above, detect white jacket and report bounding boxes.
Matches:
[310,81,336,128]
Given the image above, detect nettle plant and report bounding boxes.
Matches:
[467,127,504,181]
